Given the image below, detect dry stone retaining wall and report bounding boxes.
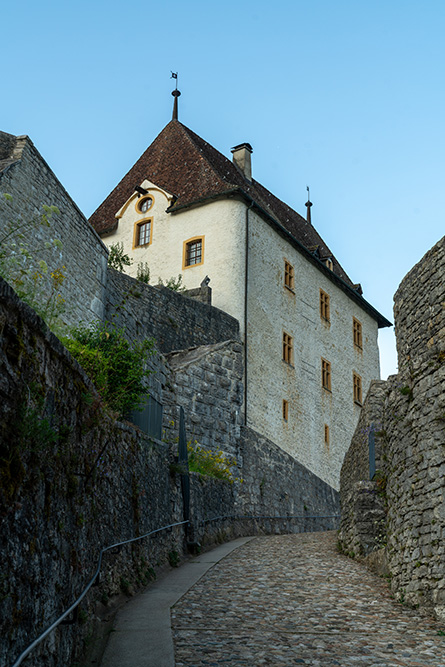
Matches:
[164,340,244,458]
[105,268,240,354]
[238,426,340,532]
[0,277,236,667]
[0,273,340,667]
[339,235,445,620]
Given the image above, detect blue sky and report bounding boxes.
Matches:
[3,1,445,378]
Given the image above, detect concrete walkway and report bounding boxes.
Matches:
[101,532,445,666]
[99,537,254,667]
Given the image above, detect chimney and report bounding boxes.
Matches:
[231,143,253,181]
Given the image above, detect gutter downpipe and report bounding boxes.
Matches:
[244,200,254,425]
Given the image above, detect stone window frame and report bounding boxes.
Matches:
[183,236,205,269]
[133,218,153,248]
[353,317,363,349]
[320,289,330,322]
[282,332,294,366]
[321,357,332,391]
[284,260,295,291]
[353,372,363,405]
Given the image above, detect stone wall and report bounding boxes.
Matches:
[338,381,388,557]
[164,340,244,458]
[339,235,445,620]
[1,271,340,667]
[0,132,108,325]
[237,426,340,532]
[105,268,240,354]
[0,276,236,667]
[160,333,340,528]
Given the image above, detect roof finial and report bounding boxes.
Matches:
[171,71,181,121]
[305,185,313,225]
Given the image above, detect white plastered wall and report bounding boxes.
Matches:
[102,183,247,329]
[246,209,380,490]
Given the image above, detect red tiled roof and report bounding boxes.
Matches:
[89,120,353,285]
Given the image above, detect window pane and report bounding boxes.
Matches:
[187,240,202,265]
[139,197,153,213]
[138,221,151,246]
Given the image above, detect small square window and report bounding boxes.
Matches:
[324,424,330,445]
[284,261,295,290]
[353,318,363,349]
[353,372,363,405]
[321,358,331,391]
[282,332,293,365]
[320,289,330,321]
[283,399,289,421]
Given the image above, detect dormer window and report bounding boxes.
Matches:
[325,257,333,270]
[137,196,153,214]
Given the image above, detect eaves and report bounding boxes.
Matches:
[167,187,392,329]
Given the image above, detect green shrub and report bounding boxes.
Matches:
[136,262,150,283]
[157,274,185,292]
[107,242,132,272]
[187,441,242,484]
[63,322,154,417]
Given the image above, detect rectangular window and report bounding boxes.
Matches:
[324,424,330,445]
[134,219,152,247]
[183,237,204,268]
[283,399,289,421]
[321,358,331,391]
[353,318,363,349]
[353,372,363,405]
[282,332,293,365]
[284,260,295,290]
[320,289,330,321]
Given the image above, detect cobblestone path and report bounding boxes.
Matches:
[171,532,445,666]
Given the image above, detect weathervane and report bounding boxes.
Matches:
[305,185,313,224]
[171,71,181,121]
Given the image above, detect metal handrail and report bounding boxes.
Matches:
[11,520,189,667]
[11,513,340,665]
[200,513,340,523]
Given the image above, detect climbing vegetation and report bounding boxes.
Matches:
[62,322,154,417]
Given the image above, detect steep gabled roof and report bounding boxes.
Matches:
[89,121,355,285]
[88,121,391,327]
